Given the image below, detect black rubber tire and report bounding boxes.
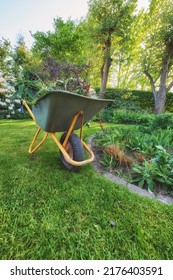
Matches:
[59,133,84,171]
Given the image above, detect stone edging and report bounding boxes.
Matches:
[88,136,173,205]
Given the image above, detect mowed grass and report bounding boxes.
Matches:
[0,120,173,260]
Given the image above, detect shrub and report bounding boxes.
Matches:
[0,95,30,119]
[0,71,30,119]
[100,107,114,122]
[111,110,153,126]
[150,113,173,130]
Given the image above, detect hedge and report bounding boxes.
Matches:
[95,88,173,113]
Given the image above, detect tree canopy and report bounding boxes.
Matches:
[1,0,173,113]
[87,0,137,97]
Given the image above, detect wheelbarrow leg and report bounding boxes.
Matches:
[62,110,84,148]
[29,127,48,154]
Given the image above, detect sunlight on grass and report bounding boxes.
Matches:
[0,120,173,260]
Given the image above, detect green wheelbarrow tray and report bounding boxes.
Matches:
[32,90,112,132]
[23,90,113,171]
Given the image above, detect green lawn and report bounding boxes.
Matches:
[0,120,173,260]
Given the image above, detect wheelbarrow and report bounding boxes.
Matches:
[23,90,112,171]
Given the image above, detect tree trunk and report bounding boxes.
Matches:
[99,36,112,99]
[144,67,167,114]
[154,43,173,114]
[154,56,168,114]
[154,70,167,114]
[154,90,166,114]
[99,57,112,98]
[144,42,173,114]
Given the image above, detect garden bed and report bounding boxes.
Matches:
[89,137,173,204]
[92,124,173,199]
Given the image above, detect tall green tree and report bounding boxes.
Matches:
[32,17,86,64]
[141,0,173,113]
[87,0,137,98]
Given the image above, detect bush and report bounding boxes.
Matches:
[10,111,30,120]
[100,107,154,126]
[100,107,114,122]
[111,110,153,126]
[150,113,173,130]
[166,93,173,112]
[0,95,30,119]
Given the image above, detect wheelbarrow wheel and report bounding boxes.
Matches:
[60,133,84,171]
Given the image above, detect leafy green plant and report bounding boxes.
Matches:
[13,67,49,104]
[100,153,117,170]
[150,114,173,130]
[126,133,150,153]
[132,161,156,191]
[123,128,173,156]
[132,146,173,192]
[95,128,123,147]
[152,145,173,165]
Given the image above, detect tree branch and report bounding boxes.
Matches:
[154,72,161,84]
[166,80,173,93]
[100,61,105,81]
[144,70,157,101]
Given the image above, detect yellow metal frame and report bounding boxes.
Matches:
[23,100,94,167]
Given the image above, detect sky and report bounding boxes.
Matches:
[0,0,149,47]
